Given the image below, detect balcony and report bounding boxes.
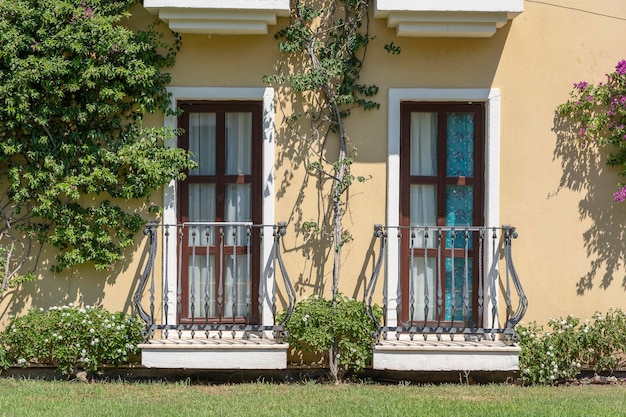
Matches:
[133,222,295,369]
[365,224,527,371]
[143,0,290,35]
[374,0,524,37]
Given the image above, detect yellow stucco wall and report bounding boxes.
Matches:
[2,1,625,329]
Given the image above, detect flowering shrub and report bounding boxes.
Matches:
[1,304,142,376]
[280,294,381,375]
[557,60,626,201]
[517,308,626,385]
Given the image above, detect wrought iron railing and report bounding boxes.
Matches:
[364,225,527,342]
[133,221,296,341]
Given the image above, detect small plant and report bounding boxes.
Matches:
[1,304,142,376]
[281,294,381,379]
[517,308,626,385]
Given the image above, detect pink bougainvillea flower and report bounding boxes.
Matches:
[613,186,626,202]
[574,81,588,91]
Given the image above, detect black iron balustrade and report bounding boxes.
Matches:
[133,221,296,341]
[365,224,527,343]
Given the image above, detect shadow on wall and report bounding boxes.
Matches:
[552,112,626,295]
[0,236,145,323]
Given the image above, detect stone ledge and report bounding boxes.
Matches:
[373,340,520,372]
[140,339,289,369]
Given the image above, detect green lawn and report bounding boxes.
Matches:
[0,378,625,417]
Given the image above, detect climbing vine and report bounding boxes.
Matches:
[0,0,194,295]
[264,0,398,381]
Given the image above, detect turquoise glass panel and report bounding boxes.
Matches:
[446,185,473,248]
[446,113,474,176]
[444,258,473,322]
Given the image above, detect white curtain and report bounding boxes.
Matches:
[411,257,437,322]
[224,255,249,317]
[409,112,438,322]
[410,112,437,176]
[409,112,438,249]
[189,113,216,176]
[186,112,253,319]
[188,184,215,246]
[188,255,216,318]
[225,112,252,175]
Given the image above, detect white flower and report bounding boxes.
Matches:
[17,358,27,365]
[89,328,95,333]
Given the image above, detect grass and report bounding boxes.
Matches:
[0,378,625,417]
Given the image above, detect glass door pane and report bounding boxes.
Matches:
[188,254,216,318]
[410,112,437,176]
[225,112,252,175]
[189,113,216,176]
[444,258,473,322]
[410,184,437,248]
[410,257,437,322]
[446,112,474,176]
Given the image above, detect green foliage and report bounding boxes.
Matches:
[281,294,381,373]
[1,304,142,375]
[265,0,397,383]
[557,60,626,201]
[517,308,626,385]
[0,0,195,277]
[263,1,384,268]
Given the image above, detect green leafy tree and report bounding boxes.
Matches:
[0,0,194,295]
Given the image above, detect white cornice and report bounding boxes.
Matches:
[143,0,290,35]
[374,0,523,38]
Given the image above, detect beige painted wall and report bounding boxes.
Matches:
[2,1,625,329]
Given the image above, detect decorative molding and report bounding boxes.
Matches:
[143,0,290,35]
[374,0,523,37]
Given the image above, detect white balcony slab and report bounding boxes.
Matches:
[373,340,521,371]
[140,338,288,369]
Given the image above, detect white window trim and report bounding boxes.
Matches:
[162,87,276,329]
[386,88,500,328]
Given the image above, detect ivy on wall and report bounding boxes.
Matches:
[0,0,194,294]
